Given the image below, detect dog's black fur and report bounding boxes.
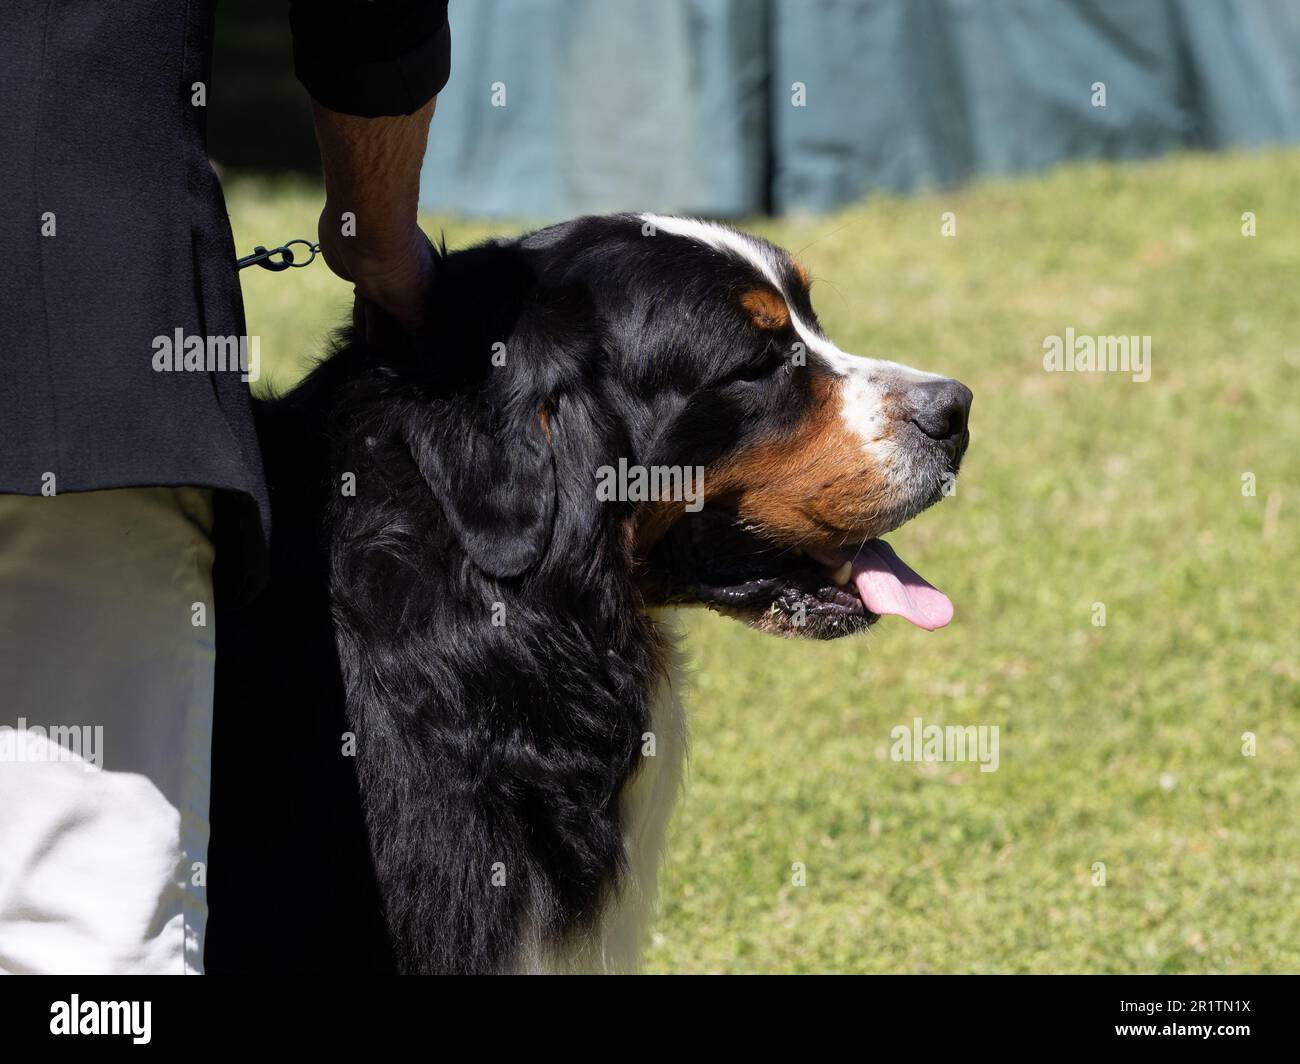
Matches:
[206,215,829,973]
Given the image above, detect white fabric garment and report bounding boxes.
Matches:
[0,487,215,974]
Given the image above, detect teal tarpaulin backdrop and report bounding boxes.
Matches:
[418,0,1300,218]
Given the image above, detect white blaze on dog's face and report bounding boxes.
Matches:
[635,215,972,639]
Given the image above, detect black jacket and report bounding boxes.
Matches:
[0,0,450,598]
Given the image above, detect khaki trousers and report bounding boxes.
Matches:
[0,487,215,974]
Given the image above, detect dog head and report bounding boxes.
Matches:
[395,213,970,640]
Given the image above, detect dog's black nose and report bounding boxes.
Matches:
[908,378,973,444]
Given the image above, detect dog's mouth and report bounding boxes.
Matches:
[649,509,953,640]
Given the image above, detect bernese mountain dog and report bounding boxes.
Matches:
[206,213,972,975]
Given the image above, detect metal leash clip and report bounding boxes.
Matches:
[236,238,322,272]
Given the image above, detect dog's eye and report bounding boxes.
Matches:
[721,349,787,386]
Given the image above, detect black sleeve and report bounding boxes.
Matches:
[289,1,450,118]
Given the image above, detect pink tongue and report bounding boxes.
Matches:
[814,540,953,631]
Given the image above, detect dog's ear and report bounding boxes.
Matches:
[394,237,593,578]
[403,398,556,579]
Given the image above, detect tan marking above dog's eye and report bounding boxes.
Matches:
[792,259,811,290]
[740,288,790,331]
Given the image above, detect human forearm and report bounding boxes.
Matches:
[313,96,434,260]
[312,96,437,333]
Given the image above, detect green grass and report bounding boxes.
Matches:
[225,148,1300,973]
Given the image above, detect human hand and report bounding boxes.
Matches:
[317,208,436,341]
[311,96,438,343]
